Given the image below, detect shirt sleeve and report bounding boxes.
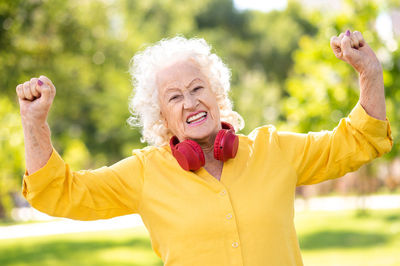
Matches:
[22,148,145,220]
[276,103,393,186]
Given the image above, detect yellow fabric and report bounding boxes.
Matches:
[22,103,393,266]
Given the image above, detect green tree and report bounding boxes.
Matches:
[0,98,24,219]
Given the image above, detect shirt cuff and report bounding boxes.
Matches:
[22,148,65,196]
[348,102,393,153]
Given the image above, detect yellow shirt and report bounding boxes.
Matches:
[22,103,393,266]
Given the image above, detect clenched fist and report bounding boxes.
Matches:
[330,30,382,75]
[16,75,56,123]
[331,29,385,121]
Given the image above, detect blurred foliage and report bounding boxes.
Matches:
[1,0,399,219]
[0,98,24,219]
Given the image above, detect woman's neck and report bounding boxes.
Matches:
[196,133,223,180]
[196,132,216,157]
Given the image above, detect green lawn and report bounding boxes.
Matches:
[0,209,399,265]
[0,227,163,266]
[296,210,400,266]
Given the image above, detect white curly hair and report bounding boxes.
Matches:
[128,36,244,146]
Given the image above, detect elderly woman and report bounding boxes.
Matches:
[17,30,392,265]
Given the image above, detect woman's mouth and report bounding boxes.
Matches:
[186,111,207,126]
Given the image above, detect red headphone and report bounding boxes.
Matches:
[169,122,239,171]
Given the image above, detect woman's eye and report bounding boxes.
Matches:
[169,95,180,102]
[192,86,203,92]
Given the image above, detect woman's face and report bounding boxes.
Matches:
[157,59,221,143]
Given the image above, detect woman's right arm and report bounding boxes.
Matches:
[22,148,144,220]
[17,76,144,220]
[16,75,55,175]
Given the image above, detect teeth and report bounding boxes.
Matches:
[187,112,207,123]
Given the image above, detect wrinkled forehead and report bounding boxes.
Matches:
[156,59,208,93]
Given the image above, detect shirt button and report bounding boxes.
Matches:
[232,241,239,248]
[226,213,233,220]
[220,190,227,196]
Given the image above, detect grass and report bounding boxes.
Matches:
[0,209,399,265]
[0,219,52,226]
[0,227,163,266]
[296,209,400,266]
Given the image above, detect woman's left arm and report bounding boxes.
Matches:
[330,30,386,120]
[275,31,392,186]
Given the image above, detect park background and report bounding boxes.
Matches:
[1,0,400,265]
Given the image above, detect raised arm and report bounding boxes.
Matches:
[16,75,56,175]
[330,30,386,120]
[276,30,392,186]
[17,76,144,220]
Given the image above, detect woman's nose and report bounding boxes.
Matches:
[183,94,198,110]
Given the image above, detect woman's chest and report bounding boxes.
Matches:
[138,159,297,246]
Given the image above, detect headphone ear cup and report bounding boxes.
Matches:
[214,129,239,161]
[170,137,205,171]
[213,130,226,161]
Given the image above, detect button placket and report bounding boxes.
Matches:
[217,187,243,265]
[196,162,243,264]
